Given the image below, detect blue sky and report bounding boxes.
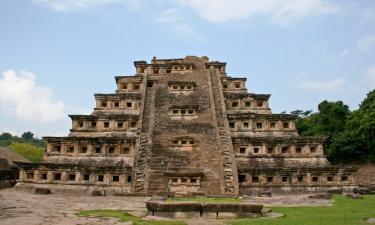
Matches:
[0,0,374,137]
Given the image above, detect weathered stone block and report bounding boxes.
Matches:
[258,191,272,197]
[327,189,343,195]
[346,193,363,200]
[91,190,105,196]
[308,193,332,200]
[35,188,51,195]
[241,204,263,213]
[353,187,375,195]
[146,201,201,212]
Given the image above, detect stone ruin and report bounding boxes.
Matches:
[0,146,30,189]
[16,56,358,196]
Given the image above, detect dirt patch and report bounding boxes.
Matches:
[0,188,332,225]
[242,194,332,207]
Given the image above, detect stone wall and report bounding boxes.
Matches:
[354,163,375,186]
[0,158,18,189]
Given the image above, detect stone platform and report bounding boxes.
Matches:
[146,201,263,219]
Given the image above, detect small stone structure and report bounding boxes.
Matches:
[146,201,263,219]
[0,146,30,189]
[16,56,358,196]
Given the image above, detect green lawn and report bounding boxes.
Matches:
[76,195,375,225]
[230,195,375,225]
[76,210,185,225]
[166,196,241,203]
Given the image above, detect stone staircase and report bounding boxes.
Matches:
[133,79,156,194]
[209,68,239,195]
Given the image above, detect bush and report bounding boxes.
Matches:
[9,142,45,162]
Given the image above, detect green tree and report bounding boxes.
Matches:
[9,142,45,162]
[337,90,375,163]
[0,132,13,140]
[21,131,34,140]
[294,90,375,164]
[315,100,350,136]
[293,101,350,137]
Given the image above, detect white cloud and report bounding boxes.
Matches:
[155,8,194,35]
[358,35,375,52]
[298,78,347,92]
[156,8,183,23]
[0,70,65,122]
[362,66,375,85]
[175,0,340,26]
[33,0,139,11]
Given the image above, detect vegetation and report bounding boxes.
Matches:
[230,195,375,225]
[0,131,46,148]
[167,196,241,203]
[0,131,46,162]
[76,210,185,225]
[292,89,375,164]
[8,142,45,162]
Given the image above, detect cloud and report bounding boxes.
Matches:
[155,8,194,35]
[362,66,375,85]
[0,70,65,122]
[175,0,340,26]
[358,35,375,52]
[32,0,139,11]
[298,78,347,92]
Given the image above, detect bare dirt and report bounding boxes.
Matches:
[0,188,331,225]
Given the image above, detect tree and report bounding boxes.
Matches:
[293,101,350,138]
[0,132,13,140]
[21,131,34,140]
[316,101,350,135]
[9,142,45,162]
[294,89,375,164]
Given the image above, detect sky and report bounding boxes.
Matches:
[0,0,374,137]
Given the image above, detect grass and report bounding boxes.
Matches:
[230,195,375,225]
[166,196,241,203]
[76,209,185,225]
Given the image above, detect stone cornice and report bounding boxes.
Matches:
[94,93,142,100]
[16,161,133,171]
[223,77,247,81]
[43,136,137,143]
[232,136,328,144]
[115,76,143,83]
[68,114,139,120]
[224,92,271,100]
[227,113,297,120]
[237,166,358,173]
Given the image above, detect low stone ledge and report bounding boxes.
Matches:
[308,193,332,200]
[146,202,201,212]
[146,201,263,218]
[353,187,375,195]
[327,189,343,195]
[346,193,363,200]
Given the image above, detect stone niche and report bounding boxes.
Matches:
[168,81,197,95]
[165,171,204,197]
[169,106,199,121]
[170,137,198,152]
